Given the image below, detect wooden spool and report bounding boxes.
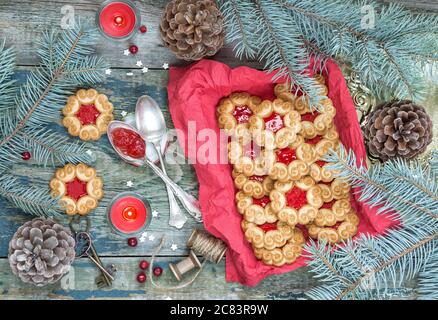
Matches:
[169,250,202,282]
[187,229,227,264]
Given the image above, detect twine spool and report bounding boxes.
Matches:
[187,229,227,264]
[169,250,202,281]
[149,229,228,289]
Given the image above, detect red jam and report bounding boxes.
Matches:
[112,128,146,159]
[276,148,297,165]
[306,136,322,145]
[259,223,277,232]
[321,200,335,209]
[316,160,327,167]
[286,187,308,210]
[243,143,260,160]
[249,175,266,182]
[66,178,87,201]
[76,104,101,125]
[264,113,284,133]
[301,112,320,122]
[233,106,253,124]
[253,196,270,208]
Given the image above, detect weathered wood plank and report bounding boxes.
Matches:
[0,0,258,69]
[1,0,436,69]
[0,67,203,258]
[0,257,320,300]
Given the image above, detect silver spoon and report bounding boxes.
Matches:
[107,121,202,222]
[135,95,187,229]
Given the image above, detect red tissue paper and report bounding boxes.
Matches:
[167,59,397,286]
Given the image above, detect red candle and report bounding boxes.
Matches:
[97,0,140,40]
[108,192,151,235]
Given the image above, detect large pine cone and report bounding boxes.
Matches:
[160,0,225,61]
[8,218,76,287]
[364,100,433,161]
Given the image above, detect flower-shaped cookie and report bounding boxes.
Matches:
[62,89,114,141]
[50,163,103,216]
[307,209,360,244]
[248,98,301,149]
[233,171,274,199]
[217,92,262,140]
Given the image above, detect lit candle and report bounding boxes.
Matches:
[97,0,141,40]
[108,192,152,235]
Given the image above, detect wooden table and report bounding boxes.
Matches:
[0,0,437,300]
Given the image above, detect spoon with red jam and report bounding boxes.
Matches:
[108,121,202,220]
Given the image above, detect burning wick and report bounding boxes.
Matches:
[114,15,124,26]
[122,206,138,221]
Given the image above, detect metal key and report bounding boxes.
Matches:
[69,216,113,287]
[75,232,115,281]
[96,264,117,288]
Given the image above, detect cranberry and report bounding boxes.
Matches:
[139,25,147,33]
[21,151,31,161]
[153,266,163,277]
[136,272,147,283]
[139,260,149,270]
[127,237,138,247]
[129,44,138,54]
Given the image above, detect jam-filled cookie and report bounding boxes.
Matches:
[307,209,360,244]
[248,98,300,149]
[50,163,103,216]
[217,92,262,140]
[62,89,114,141]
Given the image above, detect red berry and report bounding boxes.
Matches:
[153,266,163,277]
[128,237,138,247]
[139,260,149,270]
[139,25,147,33]
[136,272,147,283]
[129,44,138,54]
[21,151,31,161]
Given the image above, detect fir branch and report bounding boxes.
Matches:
[0,40,16,114]
[220,0,438,100]
[219,0,257,59]
[0,174,62,218]
[306,225,437,300]
[323,146,438,225]
[252,0,325,106]
[416,251,438,300]
[0,20,106,148]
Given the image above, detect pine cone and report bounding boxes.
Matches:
[364,100,433,161]
[8,218,76,287]
[160,0,225,61]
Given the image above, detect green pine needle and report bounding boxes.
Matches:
[219,0,438,101]
[0,19,107,217]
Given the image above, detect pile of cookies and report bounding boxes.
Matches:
[217,74,359,267]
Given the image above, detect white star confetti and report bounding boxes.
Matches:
[170,244,178,251]
[136,60,143,67]
[139,237,147,243]
[126,180,134,187]
[121,111,128,117]
[141,67,149,73]
[148,234,156,241]
[105,69,112,75]
[124,49,130,56]
[152,210,159,218]
[86,150,93,156]
[126,72,134,76]
[162,63,169,70]
[164,296,172,300]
